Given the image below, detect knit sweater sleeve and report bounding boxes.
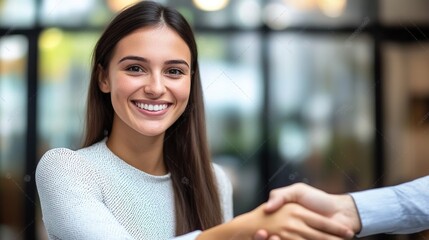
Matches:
[36,148,135,240]
[213,164,234,222]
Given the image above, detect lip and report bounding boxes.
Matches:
[131,100,171,116]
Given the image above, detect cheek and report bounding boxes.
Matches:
[110,75,136,98]
[176,80,191,105]
[108,76,138,113]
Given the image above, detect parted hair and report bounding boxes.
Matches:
[83,1,223,235]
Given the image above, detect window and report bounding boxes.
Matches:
[0,35,28,240]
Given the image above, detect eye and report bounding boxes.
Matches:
[125,65,144,73]
[166,68,184,76]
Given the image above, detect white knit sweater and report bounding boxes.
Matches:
[36,139,233,240]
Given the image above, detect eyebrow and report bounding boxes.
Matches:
[118,55,190,68]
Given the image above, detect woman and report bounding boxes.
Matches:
[36,1,351,239]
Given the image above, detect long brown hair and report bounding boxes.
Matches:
[83,1,223,235]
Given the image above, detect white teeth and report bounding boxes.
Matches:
[135,102,168,111]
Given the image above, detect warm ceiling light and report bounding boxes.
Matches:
[317,0,347,17]
[263,2,291,30]
[193,0,230,11]
[107,0,141,12]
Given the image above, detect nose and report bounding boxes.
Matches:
[144,74,166,98]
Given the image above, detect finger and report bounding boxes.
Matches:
[306,212,353,238]
[268,235,281,240]
[294,207,354,239]
[276,232,305,240]
[254,229,269,240]
[292,224,345,240]
[266,184,308,213]
[266,188,295,213]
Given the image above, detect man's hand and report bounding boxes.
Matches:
[254,183,361,240]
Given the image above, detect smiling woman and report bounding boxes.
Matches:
[35,1,353,240]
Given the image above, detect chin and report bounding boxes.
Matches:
[137,128,167,137]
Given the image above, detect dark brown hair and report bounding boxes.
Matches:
[83,1,223,235]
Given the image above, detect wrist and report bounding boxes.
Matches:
[231,210,260,237]
[340,194,362,234]
[197,212,256,240]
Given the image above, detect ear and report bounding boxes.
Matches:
[98,64,111,93]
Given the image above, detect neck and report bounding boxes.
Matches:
[107,119,167,176]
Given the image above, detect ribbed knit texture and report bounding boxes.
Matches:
[36,139,233,240]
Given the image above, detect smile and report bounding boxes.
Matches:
[134,102,169,112]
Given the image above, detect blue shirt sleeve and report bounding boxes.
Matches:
[350,176,429,237]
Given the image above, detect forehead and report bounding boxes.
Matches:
[112,25,191,63]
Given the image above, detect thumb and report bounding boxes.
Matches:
[264,196,285,213]
[265,184,307,213]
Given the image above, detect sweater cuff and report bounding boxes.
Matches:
[174,230,202,240]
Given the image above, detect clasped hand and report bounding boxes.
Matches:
[251,183,359,240]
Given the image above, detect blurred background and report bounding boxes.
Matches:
[0,0,428,239]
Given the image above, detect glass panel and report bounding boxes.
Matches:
[40,0,113,27]
[197,33,263,215]
[264,0,374,29]
[0,0,36,28]
[174,0,372,29]
[380,0,429,25]
[0,35,28,240]
[268,33,375,193]
[40,0,264,28]
[38,30,100,153]
[170,0,263,29]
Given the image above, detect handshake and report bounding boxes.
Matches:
[252,183,359,240]
[246,175,429,240]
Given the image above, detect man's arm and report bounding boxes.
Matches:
[351,176,429,237]
[258,176,429,238]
